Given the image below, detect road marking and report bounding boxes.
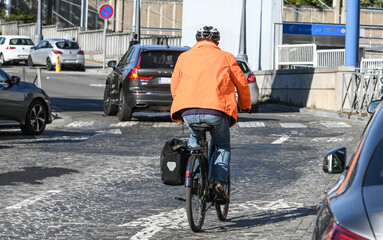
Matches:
[279,122,307,128]
[238,121,265,128]
[119,199,303,239]
[319,121,351,128]
[95,129,122,135]
[272,135,290,144]
[109,121,139,127]
[5,190,61,210]
[311,137,343,143]
[90,84,105,87]
[153,122,181,128]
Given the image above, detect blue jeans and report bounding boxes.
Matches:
[183,114,230,184]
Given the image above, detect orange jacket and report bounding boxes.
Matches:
[170,40,251,127]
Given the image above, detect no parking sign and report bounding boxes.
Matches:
[99,4,114,20]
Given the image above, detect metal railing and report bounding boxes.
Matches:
[360,58,383,72]
[1,21,182,63]
[276,44,346,69]
[342,69,382,112]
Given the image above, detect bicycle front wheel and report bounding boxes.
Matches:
[186,155,206,232]
[215,168,230,221]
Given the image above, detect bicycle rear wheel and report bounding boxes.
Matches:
[215,169,230,221]
[186,155,206,232]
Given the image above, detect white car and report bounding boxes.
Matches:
[28,38,85,71]
[0,35,34,65]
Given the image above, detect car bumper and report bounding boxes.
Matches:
[249,82,259,105]
[127,91,172,110]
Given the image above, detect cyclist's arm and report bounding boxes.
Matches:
[171,56,183,99]
[228,55,251,110]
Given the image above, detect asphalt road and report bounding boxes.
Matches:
[0,64,368,239]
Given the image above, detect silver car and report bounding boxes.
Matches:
[313,100,383,239]
[236,57,260,112]
[28,38,85,71]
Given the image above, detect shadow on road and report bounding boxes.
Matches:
[0,167,79,185]
[51,98,103,112]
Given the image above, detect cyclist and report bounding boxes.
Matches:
[170,26,251,202]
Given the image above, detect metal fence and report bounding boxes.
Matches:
[276,44,346,69]
[1,21,182,63]
[360,58,383,72]
[342,69,382,112]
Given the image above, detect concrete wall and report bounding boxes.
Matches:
[255,66,355,111]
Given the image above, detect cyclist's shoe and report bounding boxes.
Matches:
[214,182,229,203]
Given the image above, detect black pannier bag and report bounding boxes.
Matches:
[160,138,190,185]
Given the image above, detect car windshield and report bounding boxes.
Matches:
[9,38,34,45]
[237,61,250,73]
[55,41,79,49]
[140,51,182,69]
[364,139,383,186]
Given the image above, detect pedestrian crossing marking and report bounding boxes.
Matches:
[237,122,265,128]
[153,122,182,128]
[109,121,138,127]
[319,121,351,128]
[279,123,307,128]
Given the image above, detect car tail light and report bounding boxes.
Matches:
[77,50,84,55]
[6,46,16,50]
[247,73,256,83]
[324,222,368,240]
[127,56,153,80]
[52,50,63,54]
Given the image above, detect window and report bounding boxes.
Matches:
[364,139,383,186]
[55,41,79,49]
[36,41,46,49]
[237,61,250,73]
[0,37,5,45]
[140,51,182,69]
[9,38,34,45]
[117,48,135,67]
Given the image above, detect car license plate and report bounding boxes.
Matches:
[18,55,28,59]
[65,59,76,63]
[158,77,171,84]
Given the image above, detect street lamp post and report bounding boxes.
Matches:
[238,0,247,60]
[35,0,43,44]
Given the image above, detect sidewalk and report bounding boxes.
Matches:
[83,60,111,75]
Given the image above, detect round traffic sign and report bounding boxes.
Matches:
[99,4,114,20]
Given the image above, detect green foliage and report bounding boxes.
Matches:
[0,4,36,23]
[361,0,383,7]
[284,0,332,6]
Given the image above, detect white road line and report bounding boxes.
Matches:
[279,122,307,128]
[110,121,139,127]
[90,84,105,87]
[319,121,351,128]
[272,135,290,144]
[238,121,265,128]
[153,122,181,128]
[5,190,61,210]
[119,199,303,239]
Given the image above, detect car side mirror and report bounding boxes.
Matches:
[367,100,381,114]
[323,147,346,174]
[107,60,117,68]
[10,76,21,85]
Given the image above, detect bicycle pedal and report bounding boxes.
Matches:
[175,197,186,202]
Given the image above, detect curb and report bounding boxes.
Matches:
[263,103,370,123]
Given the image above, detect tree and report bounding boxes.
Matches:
[0,3,36,23]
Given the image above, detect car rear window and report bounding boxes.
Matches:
[140,51,182,69]
[237,61,250,73]
[9,38,34,45]
[364,139,383,186]
[55,41,79,49]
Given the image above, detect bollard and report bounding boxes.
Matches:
[56,56,62,72]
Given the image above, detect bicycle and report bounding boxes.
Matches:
[184,122,230,232]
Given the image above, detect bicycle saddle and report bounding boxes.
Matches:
[189,123,214,131]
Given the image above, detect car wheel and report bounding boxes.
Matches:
[27,56,34,66]
[117,90,132,121]
[46,58,54,71]
[0,53,6,65]
[250,103,259,113]
[20,100,48,135]
[103,83,118,116]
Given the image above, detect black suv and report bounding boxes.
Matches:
[103,44,189,121]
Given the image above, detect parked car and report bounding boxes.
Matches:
[103,44,190,121]
[0,35,34,65]
[236,57,260,112]
[0,67,52,135]
[28,38,85,71]
[312,99,383,239]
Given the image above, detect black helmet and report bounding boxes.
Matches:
[196,26,220,42]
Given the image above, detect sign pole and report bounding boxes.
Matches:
[103,19,107,70]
